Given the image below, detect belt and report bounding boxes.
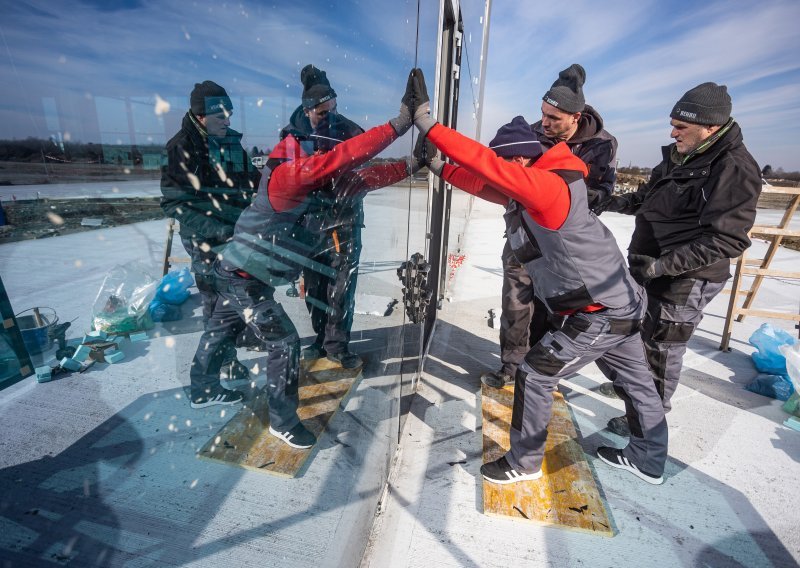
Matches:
[234,269,253,280]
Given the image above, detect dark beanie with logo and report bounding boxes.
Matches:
[670,82,731,125]
[489,116,543,160]
[542,64,586,114]
[190,80,233,116]
[301,64,337,109]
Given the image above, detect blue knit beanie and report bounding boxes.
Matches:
[489,116,543,159]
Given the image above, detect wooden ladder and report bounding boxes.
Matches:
[720,185,800,351]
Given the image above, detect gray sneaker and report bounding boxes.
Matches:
[481,370,513,388]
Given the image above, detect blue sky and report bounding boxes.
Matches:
[479,0,800,171]
[1,0,798,170]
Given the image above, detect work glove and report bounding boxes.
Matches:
[407,68,436,137]
[407,134,440,174]
[390,68,430,136]
[628,253,665,284]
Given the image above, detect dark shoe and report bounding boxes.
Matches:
[597,446,664,485]
[598,381,620,399]
[481,370,513,388]
[480,456,542,485]
[190,387,244,409]
[327,351,362,369]
[269,423,316,449]
[220,360,250,382]
[606,416,631,437]
[301,342,327,360]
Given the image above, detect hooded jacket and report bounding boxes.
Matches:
[160,112,261,244]
[531,104,617,206]
[604,121,761,282]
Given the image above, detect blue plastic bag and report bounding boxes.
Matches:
[745,374,795,401]
[155,268,194,305]
[149,299,182,322]
[748,323,796,376]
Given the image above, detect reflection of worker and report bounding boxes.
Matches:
[595,83,762,436]
[483,64,619,389]
[160,81,261,382]
[413,67,667,484]
[281,65,367,369]
[186,70,424,449]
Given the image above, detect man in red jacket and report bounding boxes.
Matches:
[410,70,667,485]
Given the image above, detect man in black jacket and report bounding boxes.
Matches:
[482,64,619,388]
[160,80,261,384]
[597,82,762,435]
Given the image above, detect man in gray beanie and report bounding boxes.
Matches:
[596,82,762,435]
[482,63,619,389]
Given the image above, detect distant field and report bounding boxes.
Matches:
[0,160,160,186]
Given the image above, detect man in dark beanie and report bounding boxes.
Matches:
[482,63,619,390]
[160,80,261,403]
[596,82,761,436]
[415,103,668,486]
[285,64,368,369]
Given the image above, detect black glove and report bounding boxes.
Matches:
[405,134,436,173]
[407,68,436,136]
[391,68,431,136]
[628,254,665,283]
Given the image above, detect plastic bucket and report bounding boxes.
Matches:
[16,307,58,355]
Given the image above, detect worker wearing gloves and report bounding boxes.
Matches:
[187,68,425,450]
[409,69,668,485]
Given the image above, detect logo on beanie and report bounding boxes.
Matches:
[545,97,559,108]
[677,109,697,120]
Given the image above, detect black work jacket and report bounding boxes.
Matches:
[160,112,261,244]
[610,122,761,282]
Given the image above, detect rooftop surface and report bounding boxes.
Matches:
[1,187,799,567]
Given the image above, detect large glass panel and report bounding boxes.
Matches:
[0,1,438,564]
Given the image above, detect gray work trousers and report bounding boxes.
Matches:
[189,264,301,431]
[499,240,557,377]
[508,293,668,476]
[640,277,727,411]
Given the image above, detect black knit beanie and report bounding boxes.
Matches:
[542,64,586,114]
[489,116,543,160]
[670,82,732,125]
[301,64,337,109]
[190,80,232,116]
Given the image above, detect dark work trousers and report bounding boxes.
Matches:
[499,240,559,377]
[303,225,362,355]
[508,292,668,476]
[182,237,239,364]
[189,264,302,431]
[640,277,727,412]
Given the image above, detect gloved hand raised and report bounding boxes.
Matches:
[405,134,436,174]
[628,253,664,284]
[391,68,430,136]
[408,68,437,137]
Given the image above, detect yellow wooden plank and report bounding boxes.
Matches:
[197,358,361,477]
[482,385,615,537]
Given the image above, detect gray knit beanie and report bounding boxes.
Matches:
[670,82,731,125]
[542,64,586,114]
